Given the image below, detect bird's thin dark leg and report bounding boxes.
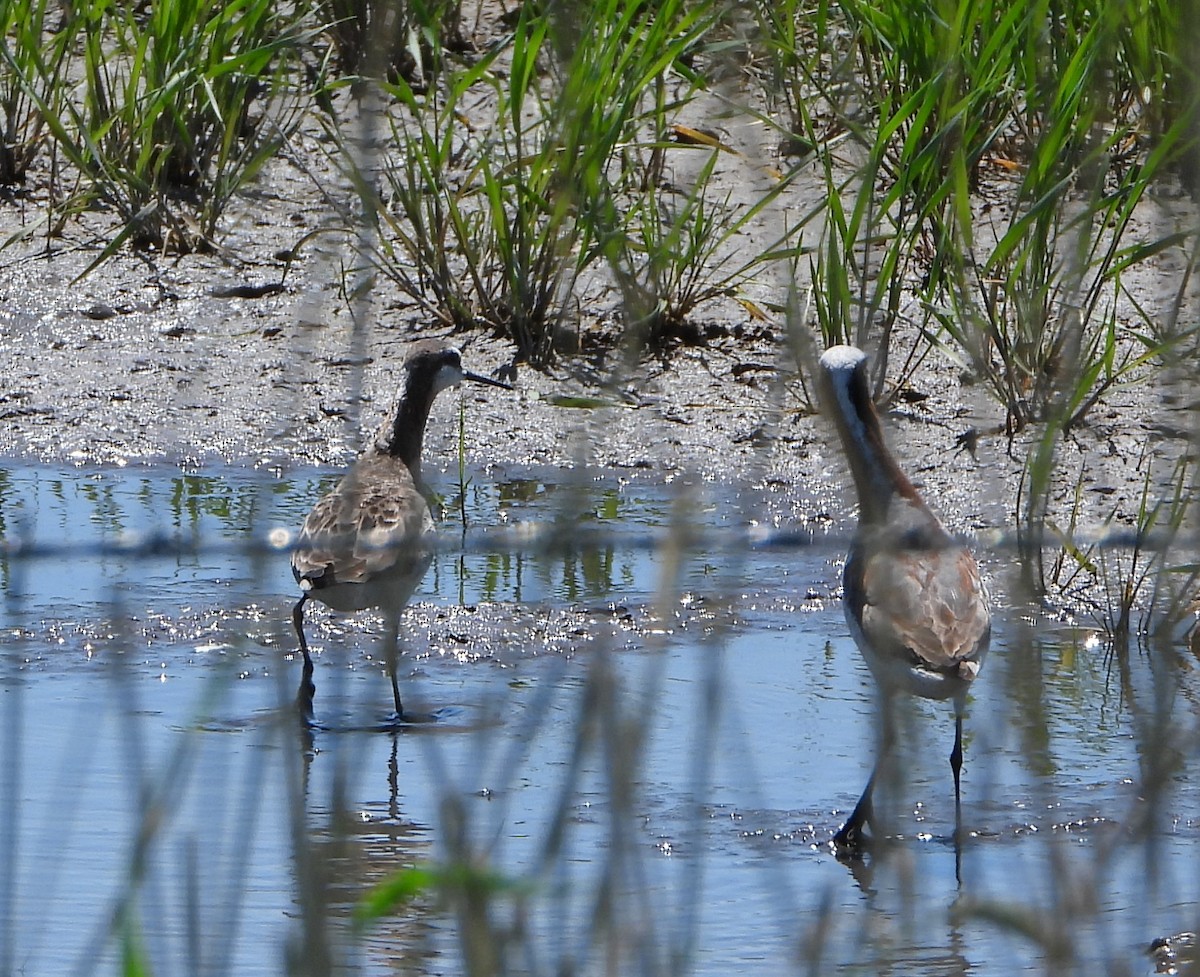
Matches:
[833,769,875,851]
[950,710,964,826]
[950,708,964,840]
[383,610,404,723]
[835,691,894,853]
[951,707,965,883]
[389,669,404,722]
[292,594,316,725]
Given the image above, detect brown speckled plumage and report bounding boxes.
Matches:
[292,452,435,607]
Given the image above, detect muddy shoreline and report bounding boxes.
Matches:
[0,226,1182,556]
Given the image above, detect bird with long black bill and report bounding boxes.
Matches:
[817,345,990,852]
[291,339,512,726]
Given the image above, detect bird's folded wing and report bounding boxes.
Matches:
[860,546,990,672]
[294,470,433,586]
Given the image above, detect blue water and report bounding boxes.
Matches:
[0,464,1196,977]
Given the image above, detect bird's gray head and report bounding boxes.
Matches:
[403,340,467,399]
[402,340,513,399]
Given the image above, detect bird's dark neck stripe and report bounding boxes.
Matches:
[834,368,921,524]
[377,368,440,472]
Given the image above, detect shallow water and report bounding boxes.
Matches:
[0,463,1197,976]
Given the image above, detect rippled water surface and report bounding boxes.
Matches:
[1,463,1197,976]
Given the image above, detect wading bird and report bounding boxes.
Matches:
[291,340,512,725]
[817,345,990,852]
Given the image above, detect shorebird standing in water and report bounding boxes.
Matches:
[291,339,512,726]
[817,345,990,852]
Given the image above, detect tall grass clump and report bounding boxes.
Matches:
[605,141,804,351]
[799,0,1031,394]
[0,0,74,188]
[838,0,1024,213]
[797,0,1193,426]
[29,0,311,259]
[339,0,715,364]
[927,0,1194,432]
[930,2,1198,608]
